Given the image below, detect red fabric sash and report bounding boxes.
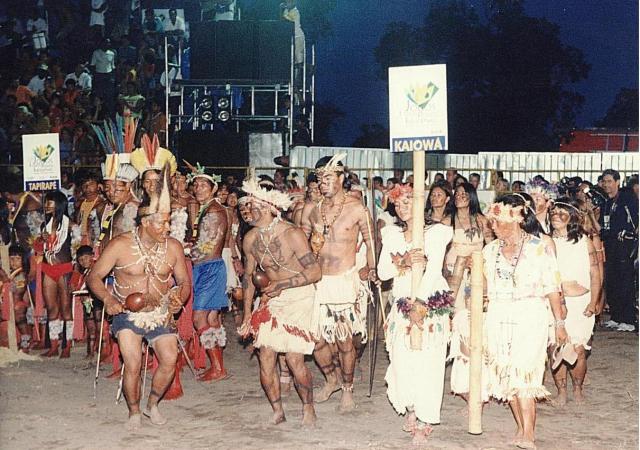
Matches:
[72,296,86,340]
[34,262,45,319]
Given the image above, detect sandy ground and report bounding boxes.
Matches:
[0,317,637,450]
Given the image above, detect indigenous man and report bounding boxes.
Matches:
[87,167,191,430]
[74,173,106,246]
[238,177,321,426]
[300,153,378,411]
[187,164,229,382]
[98,162,140,251]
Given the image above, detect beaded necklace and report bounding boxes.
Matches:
[112,227,172,301]
[257,218,301,274]
[191,198,215,239]
[495,232,526,288]
[319,193,346,236]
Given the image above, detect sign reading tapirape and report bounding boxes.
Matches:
[389,64,448,153]
[22,133,61,191]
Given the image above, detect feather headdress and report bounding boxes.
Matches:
[315,152,347,175]
[115,163,139,183]
[241,175,293,214]
[130,133,177,175]
[139,163,172,217]
[525,178,559,200]
[183,160,221,185]
[94,115,138,180]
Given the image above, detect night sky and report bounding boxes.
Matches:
[315,0,639,147]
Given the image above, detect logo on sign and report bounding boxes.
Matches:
[33,144,55,163]
[406,82,439,109]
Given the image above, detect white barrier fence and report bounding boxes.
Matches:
[290,147,639,188]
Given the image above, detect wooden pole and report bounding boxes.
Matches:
[0,245,18,352]
[468,250,484,434]
[411,151,425,298]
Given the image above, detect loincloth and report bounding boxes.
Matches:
[314,266,359,305]
[252,284,319,355]
[41,262,73,282]
[193,258,227,311]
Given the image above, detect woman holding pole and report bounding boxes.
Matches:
[378,184,454,445]
[483,195,567,449]
[446,183,493,402]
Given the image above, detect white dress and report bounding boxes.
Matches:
[553,235,594,349]
[380,223,453,424]
[483,236,561,401]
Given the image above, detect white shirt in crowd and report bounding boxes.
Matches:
[163,16,185,33]
[214,0,236,21]
[90,0,107,27]
[64,71,93,91]
[91,48,116,74]
[27,75,46,95]
[26,17,48,36]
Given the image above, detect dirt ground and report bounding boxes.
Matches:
[0,318,637,450]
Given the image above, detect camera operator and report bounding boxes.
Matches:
[599,169,638,332]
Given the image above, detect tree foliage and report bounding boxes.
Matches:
[374,0,590,152]
[312,102,345,146]
[595,88,638,129]
[352,123,389,148]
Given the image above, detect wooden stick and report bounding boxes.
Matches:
[0,245,17,352]
[468,250,484,435]
[411,151,425,299]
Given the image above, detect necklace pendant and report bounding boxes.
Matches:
[323,225,328,236]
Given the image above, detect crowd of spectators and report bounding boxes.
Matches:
[0,1,193,168]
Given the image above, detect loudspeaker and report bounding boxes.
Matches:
[189,21,293,81]
[256,21,293,80]
[176,130,249,168]
[212,21,255,80]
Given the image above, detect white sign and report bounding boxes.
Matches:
[389,64,448,152]
[22,133,61,191]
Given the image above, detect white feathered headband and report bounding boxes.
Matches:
[241,176,293,215]
[315,152,347,175]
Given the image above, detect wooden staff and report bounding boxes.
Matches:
[468,250,484,434]
[411,151,425,298]
[0,244,18,352]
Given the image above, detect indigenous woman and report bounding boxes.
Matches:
[525,179,559,234]
[549,198,601,405]
[446,183,493,401]
[425,180,453,225]
[40,191,74,358]
[378,184,453,445]
[483,195,567,449]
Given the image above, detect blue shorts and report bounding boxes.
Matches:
[111,313,177,345]
[193,258,228,311]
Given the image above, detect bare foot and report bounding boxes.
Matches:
[125,413,142,431]
[510,428,524,445]
[143,405,167,425]
[552,388,567,407]
[272,411,286,425]
[516,440,537,449]
[315,380,341,403]
[402,412,417,433]
[301,405,317,428]
[337,388,356,413]
[411,425,433,446]
[573,386,585,404]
